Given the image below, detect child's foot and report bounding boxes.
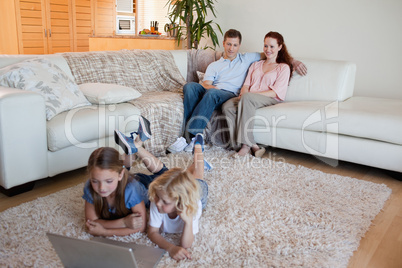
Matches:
[114,130,138,155]
[135,116,152,142]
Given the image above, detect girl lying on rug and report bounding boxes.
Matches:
[83,116,208,260]
[83,116,160,236]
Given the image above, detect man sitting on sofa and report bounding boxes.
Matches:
[171,29,307,153]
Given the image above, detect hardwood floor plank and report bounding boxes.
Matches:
[347,169,402,268]
[367,216,402,268]
[0,167,87,212]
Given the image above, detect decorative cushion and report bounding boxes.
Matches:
[0,58,91,120]
[79,83,142,104]
[197,71,205,84]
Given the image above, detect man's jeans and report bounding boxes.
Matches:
[183,82,236,135]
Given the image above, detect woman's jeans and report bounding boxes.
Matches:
[183,82,235,135]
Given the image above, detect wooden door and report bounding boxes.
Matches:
[15,0,48,54]
[15,0,73,54]
[72,0,94,52]
[94,0,115,36]
[0,0,19,54]
[45,0,74,53]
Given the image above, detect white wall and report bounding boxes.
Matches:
[203,0,402,99]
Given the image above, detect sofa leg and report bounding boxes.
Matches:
[0,182,35,197]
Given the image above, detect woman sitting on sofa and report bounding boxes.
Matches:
[222,31,293,157]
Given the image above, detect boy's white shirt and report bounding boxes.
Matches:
[149,201,202,235]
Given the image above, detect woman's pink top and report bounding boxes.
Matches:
[243,60,290,101]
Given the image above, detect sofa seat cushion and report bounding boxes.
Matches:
[338,96,402,145]
[128,91,184,156]
[255,100,333,132]
[47,103,140,152]
[254,96,402,146]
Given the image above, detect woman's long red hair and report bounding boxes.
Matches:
[265,31,293,82]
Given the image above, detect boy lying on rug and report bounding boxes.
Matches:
[82,116,208,260]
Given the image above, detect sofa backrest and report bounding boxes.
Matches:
[170,50,187,80]
[285,58,356,102]
[61,50,186,92]
[186,49,223,83]
[0,50,188,84]
[0,54,75,81]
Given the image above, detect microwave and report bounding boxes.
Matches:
[116,15,136,35]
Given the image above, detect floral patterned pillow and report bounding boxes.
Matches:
[0,58,91,120]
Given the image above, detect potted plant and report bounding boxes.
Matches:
[166,0,222,49]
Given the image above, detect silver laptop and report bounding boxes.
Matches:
[47,233,165,268]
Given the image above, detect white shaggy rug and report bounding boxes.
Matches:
[0,147,392,267]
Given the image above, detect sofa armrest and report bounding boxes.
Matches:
[0,87,48,189]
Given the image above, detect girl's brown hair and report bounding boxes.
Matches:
[87,147,130,219]
[265,31,293,82]
[148,168,200,217]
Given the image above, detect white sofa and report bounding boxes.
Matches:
[0,50,401,196]
[252,59,402,172]
[0,50,188,195]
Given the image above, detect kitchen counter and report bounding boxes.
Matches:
[89,35,184,51]
[93,34,176,39]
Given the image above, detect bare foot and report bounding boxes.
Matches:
[237,144,251,156]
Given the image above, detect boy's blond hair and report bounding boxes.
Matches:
[148,168,200,217]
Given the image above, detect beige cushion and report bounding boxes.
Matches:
[0,54,75,81]
[79,83,142,104]
[47,103,141,151]
[196,71,205,83]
